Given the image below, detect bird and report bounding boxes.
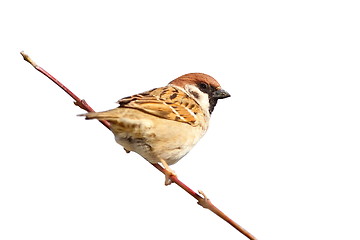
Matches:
[79,73,230,185]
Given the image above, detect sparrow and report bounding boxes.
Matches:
[80,73,230,185]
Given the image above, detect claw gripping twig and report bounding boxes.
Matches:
[20,51,257,240]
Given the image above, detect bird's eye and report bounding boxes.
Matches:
[199,82,208,90]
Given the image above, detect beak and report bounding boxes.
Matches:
[213,89,231,99]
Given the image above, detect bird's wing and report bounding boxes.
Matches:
[117,86,201,126]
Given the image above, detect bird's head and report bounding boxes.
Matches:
[169,73,230,114]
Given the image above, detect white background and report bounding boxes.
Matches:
[1,1,359,239]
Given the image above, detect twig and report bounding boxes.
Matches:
[20,51,257,240]
[20,51,110,130]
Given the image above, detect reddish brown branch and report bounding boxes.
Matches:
[20,51,257,240]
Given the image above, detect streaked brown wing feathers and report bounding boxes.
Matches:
[117,86,200,126]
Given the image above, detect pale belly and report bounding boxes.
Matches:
[112,114,207,165]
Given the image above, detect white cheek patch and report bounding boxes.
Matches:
[184,84,210,114]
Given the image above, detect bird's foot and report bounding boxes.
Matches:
[164,168,177,186]
[160,159,177,186]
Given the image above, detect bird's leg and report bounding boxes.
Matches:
[159,159,177,186]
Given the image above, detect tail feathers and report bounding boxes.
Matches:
[78,109,121,121]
